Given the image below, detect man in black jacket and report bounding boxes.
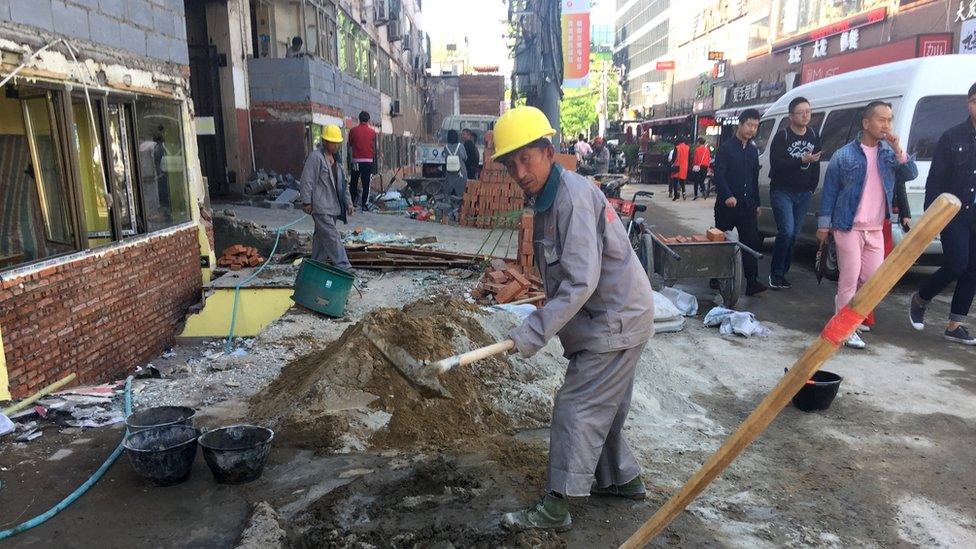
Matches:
[768,96,822,289]
[714,108,766,296]
[461,128,481,180]
[909,82,976,345]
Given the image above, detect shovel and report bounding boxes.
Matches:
[363,322,514,398]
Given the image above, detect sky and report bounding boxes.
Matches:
[422,0,616,75]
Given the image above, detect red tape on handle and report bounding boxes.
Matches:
[821,306,866,346]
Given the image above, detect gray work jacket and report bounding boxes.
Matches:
[300,146,353,222]
[509,166,655,357]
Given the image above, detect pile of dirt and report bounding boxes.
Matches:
[250,298,519,452]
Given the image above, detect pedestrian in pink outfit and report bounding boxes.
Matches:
[817,101,918,349]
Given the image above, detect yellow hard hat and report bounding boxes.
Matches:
[322,124,343,143]
[492,106,556,161]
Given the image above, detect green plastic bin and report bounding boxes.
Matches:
[291,258,355,317]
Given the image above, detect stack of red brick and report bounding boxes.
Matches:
[217,245,265,270]
[458,176,524,228]
[517,211,534,272]
[656,228,726,245]
[471,259,544,304]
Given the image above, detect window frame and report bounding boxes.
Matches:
[907,95,968,162]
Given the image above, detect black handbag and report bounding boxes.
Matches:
[815,234,840,284]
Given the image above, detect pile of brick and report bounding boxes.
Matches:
[655,228,726,244]
[217,245,265,270]
[458,177,524,228]
[471,259,545,304]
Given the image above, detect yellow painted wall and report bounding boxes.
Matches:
[180,288,294,337]
[0,324,9,401]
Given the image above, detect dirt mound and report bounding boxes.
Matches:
[250,298,515,452]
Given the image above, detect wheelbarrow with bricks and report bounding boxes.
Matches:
[637,229,763,309]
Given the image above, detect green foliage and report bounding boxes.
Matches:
[559,56,619,139]
[622,144,640,168]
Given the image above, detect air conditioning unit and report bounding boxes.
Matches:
[374,0,389,24]
[390,99,401,117]
[388,20,402,42]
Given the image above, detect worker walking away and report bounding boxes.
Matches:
[300,124,354,271]
[442,129,468,197]
[348,110,377,211]
[492,106,655,532]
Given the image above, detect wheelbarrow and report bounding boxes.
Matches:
[638,232,763,308]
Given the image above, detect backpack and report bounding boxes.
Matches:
[446,144,461,173]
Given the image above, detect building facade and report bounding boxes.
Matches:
[0,0,213,399]
[616,0,971,143]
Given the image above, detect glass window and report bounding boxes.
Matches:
[1,88,77,269]
[107,103,143,237]
[809,111,825,134]
[748,12,770,51]
[776,0,888,40]
[275,0,301,57]
[304,3,319,57]
[908,95,967,161]
[72,100,113,247]
[819,107,859,160]
[135,99,191,232]
[754,118,775,154]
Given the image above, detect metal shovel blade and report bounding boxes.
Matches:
[362,323,452,399]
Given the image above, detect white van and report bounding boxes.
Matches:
[756,55,976,259]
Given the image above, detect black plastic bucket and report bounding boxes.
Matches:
[792,370,843,412]
[125,406,196,433]
[198,425,274,484]
[123,424,200,486]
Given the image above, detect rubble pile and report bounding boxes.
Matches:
[217,245,266,270]
[470,259,544,305]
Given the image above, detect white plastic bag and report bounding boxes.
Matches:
[661,287,698,316]
[653,291,682,322]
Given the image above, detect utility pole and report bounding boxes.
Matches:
[598,60,607,138]
[509,0,563,144]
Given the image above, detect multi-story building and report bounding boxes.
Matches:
[185,0,432,195]
[616,0,971,143]
[0,1,214,399]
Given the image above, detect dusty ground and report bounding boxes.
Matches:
[2,192,975,548]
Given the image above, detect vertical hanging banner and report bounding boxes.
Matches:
[562,0,591,88]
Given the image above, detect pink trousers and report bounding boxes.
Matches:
[833,229,885,312]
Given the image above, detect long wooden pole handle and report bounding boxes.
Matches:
[3,373,78,416]
[429,340,516,375]
[620,193,961,549]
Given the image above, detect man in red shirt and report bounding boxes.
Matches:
[691,137,712,200]
[347,111,377,210]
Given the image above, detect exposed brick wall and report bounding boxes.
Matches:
[0,226,202,398]
[458,75,504,116]
[250,120,309,177]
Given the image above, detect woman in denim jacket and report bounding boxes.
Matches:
[817,101,918,349]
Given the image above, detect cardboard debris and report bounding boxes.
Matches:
[218,245,265,271]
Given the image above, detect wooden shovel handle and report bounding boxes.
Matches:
[429,340,515,375]
[620,193,961,549]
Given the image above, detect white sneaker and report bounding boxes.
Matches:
[856,324,871,333]
[845,332,867,349]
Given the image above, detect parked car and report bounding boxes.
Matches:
[756,54,976,261]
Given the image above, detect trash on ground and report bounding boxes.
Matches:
[344,228,411,244]
[703,307,772,338]
[660,286,699,316]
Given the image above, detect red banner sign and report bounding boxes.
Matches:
[773,7,887,52]
[800,37,916,84]
[656,61,675,71]
[916,33,953,57]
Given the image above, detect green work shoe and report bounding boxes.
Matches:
[590,476,647,500]
[501,493,572,532]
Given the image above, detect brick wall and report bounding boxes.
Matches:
[1,0,188,65]
[458,75,504,116]
[0,226,202,397]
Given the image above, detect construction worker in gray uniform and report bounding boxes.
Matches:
[493,106,655,532]
[300,124,354,271]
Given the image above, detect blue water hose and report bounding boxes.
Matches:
[0,375,133,540]
[224,214,308,353]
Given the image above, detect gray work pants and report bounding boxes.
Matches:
[311,213,351,271]
[547,344,644,497]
